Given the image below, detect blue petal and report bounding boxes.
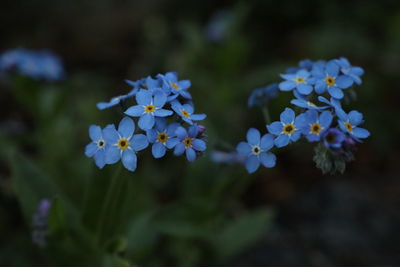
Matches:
[166,137,180,149]
[124,105,144,117]
[152,142,166,158]
[175,127,188,139]
[178,80,191,89]
[280,74,296,80]
[319,111,333,128]
[131,134,149,151]
[192,139,206,151]
[183,104,194,114]
[174,142,185,155]
[153,91,167,107]
[267,122,283,135]
[280,108,295,124]
[190,114,206,121]
[318,96,330,105]
[328,86,344,99]
[336,75,353,88]
[245,155,260,173]
[306,110,318,123]
[274,134,289,148]
[260,134,274,151]
[94,150,106,169]
[154,117,167,132]
[315,80,327,94]
[259,152,276,168]
[186,148,197,162]
[103,127,119,144]
[118,117,135,138]
[338,121,347,133]
[297,69,310,78]
[167,123,180,136]
[326,60,339,77]
[297,84,313,95]
[279,81,296,91]
[246,128,261,145]
[348,110,363,126]
[122,150,137,172]
[136,89,152,105]
[352,127,370,139]
[105,146,121,164]
[89,125,102,141]
[352,67,364,76]
[290,131,301,142]
[179,90,192,99]
[188,124,198,138]
[146,129,157,143]
[138,113,155,130]
[85,143,97,157]
[236,142,251,156]
[154,109,173,117]
[165,72,178,82]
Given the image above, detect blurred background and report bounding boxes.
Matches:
[1,0,400,266]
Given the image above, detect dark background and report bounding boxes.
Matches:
[1,0,400,266]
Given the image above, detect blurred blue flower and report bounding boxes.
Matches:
[279,69,314,95]
[337,110,370,140]
[32,199,51,248]
[236,128,276,173]
[312,60,353,99]
[267,108,302,148]
[210,150,245,164]
[124,89,173,130]
[158,72,192,100]
[297,110,333,142]
[335,57,364,85]
[103,117,149,172]
[85,125,110,169]
[172,102,206,125]
[204,10,232,43]
[248,83,279,108]
[322,128,346,149]
[173,124,207,162]
[146,118,180,158]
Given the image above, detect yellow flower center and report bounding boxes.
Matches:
[118,138,129,150]
[310,123,322,134]
[171,82,180,90]
[157,132,168,143]
[295,77,305,83]
[251,145,261,155]
[307,101,317,107]
[145,104,155,113]
[184,137,192,148]
[181,110,190,118]
[283,123,295,135]
[345,122,353,132]
[325,76,335,86]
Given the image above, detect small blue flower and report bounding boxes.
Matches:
[103,117,149,172]
[146,118,180,158]
[279,69,314,95]
[335,57,364,85]
[248,83,279,108]
[124,89,173,130]
[85,125,110,169]
[32,199,52,248]
[337,110,370,140]
[312,60,353,99]
[290,93,328,111]
[267,108,303,148]
[297,110,333,142]
[322,128,346,149]
[172,102,206,125]
[236,128,276,173]
[158,72,192,100]
[173,124,207,162]
[317,96,347,119]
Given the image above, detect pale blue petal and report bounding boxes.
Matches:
[146,129,157,143]
[85,143,97,157]
[274,134,289,148]
[259,152,276,168]
[290,131,301,142]
[192,139,206,151]
[155,118,167,132]
[138,113,155,130]
[245,155,260,173]
[175,127,188,139]
[315,80,327,94]
[124,105,144,117]
[246,128,261,145]
[352,127,370,139]
[236,142,251,156]
[188,124,198,138]
[336,75,353,88]
[326,60,339,77]
[89,125,102,141]
[94,150,106,169]
[154,109,173,117]
[186,148,197,162]
[122,150,137,172]
[118,117,135,138]
[103,127,119,144]
[105,146,121,164]
[319,111,333,128]
[190,114,206,121]
[179,90,192,99]
[267,122,283,135]
[297,84,313,95]
[280,108,295,124]
[178,80,191,89]
[260,134,274,151]
[348,110,363,126]
[152,142,166,158]
[174,142,185,155]
[131,134,149,151]
[136,89,152,105]
[279,81,296,91]
[166,137,180,149]
[183,104,194,114]
[153,91,167,107]
[328,86,344,99]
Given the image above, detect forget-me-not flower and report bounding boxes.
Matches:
[236,128,276,173]
[279,69,314,95]
[146,118,180,158]
[322,128,346,149]
[335,57,364,85]
[158,72,192,100]
[85,125,110,169]
[173,124,206,162]
[267,108,302,148]
[248,83,279,108]
[172,102,206,125]
[297,110,333,142]
[337,110,370,140]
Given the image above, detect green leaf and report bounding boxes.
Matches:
[48,198,66,235]
[212,208,274,262]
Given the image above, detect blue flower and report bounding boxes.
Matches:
[171,102,206,125]
[103,117,149,172]
[290,93,328,111]
[146,118,180,158]
[297,110,333,142]
[267,108,302,148]
[210,150,245,164]
[32,199,52,248]
[312,60,353,99]
[236,128,276,173]
[322,128,346,149]
[279,69,314,95]
[335,57,364,85]
[85,125,110,169]
[317,96,347,118]
[124,89,173,130]
[158,72,192,100]
[173,124,207,162]
[337,110,370,140]
[248,83,279,108]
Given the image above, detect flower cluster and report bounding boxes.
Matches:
[85,72,207,172]
[0,48,65,81]
[237,58,370,174]
[32,199,51,248]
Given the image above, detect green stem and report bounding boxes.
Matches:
[261,106,271,125]
[96,165,123,247]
